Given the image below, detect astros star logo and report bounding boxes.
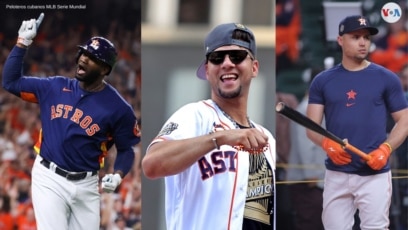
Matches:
[358,17,366,26]
[90,39,100,50]
[347,90,357,99]
[346,90,357,107]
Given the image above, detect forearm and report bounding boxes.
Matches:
[4,13,42,94]
[142,127,269,179]
[2,46,26,95]
[306,103,325,146]
[386,109,408,151]
[386,119,408,151]
[306,130,324,147]
[142,134,216,179]
[114,150,135,178]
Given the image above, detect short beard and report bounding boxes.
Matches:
[218,86,241,99]
[75,68,101,84]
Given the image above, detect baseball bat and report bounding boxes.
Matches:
[275,102,371,161]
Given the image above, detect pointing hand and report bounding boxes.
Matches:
[17,13,44,47]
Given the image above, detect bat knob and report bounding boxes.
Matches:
[275,102,285,112]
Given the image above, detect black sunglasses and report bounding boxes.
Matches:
[207,50,252,65]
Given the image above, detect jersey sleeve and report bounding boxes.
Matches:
[2,46,26,96]
[2,45,53,103]
[149,102,208,147]
[383,69,408,113]
[112,103,141,177]
[307,72,326,105]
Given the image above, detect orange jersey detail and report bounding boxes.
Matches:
[34,129,43,154]
[20,92,38,103]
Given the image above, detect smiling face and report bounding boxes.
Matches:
[205,45,258,100]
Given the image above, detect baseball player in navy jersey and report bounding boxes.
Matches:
[306,15,408,229]
[2,13,140,230]
[142,23,276,230]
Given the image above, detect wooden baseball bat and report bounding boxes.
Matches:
[275,102,371,161]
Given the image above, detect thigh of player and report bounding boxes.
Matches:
[31,155,73,230]
[354,171,392,229]
[322,170,357,230]
[69,175,100,230]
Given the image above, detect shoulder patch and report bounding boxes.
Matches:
[158,122,178,136]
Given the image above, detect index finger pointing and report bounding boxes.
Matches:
[36,13,44,29]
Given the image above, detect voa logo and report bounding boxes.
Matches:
[381,2,402,23]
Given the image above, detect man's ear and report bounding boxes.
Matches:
[251,59,259,78]
[101,65,110,76]
[337,35,343,47]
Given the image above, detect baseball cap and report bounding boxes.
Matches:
[196,23,256,80]
[338,15,378,36]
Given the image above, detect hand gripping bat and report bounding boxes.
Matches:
[275,102,371,161]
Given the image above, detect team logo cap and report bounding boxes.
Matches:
[338,15,378,36]
[196,23,256,80]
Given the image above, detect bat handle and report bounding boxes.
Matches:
[344,143,371,161]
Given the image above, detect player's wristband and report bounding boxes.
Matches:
[383,142,392,152]
[212,138,220,150]
[17,37,32,47]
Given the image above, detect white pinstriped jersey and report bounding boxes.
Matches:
[149,99,276,230]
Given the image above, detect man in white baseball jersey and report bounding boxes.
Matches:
[142,23,276,230]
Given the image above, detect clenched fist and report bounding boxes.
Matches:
[321,137,352,165]
[367,143,392,170]
[101,173,122,193]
